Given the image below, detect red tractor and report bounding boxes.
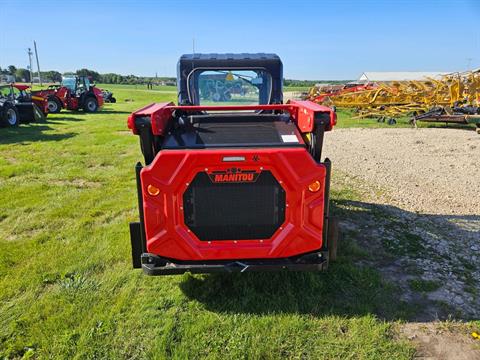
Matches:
[310,82,377,103]
[128,54,338,275]
[33,76,104,113]
[12,84,49,115]
[0,84,48,127]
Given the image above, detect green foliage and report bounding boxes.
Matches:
[408,279,442,293]
[76,68,101,82]
[0,65,17,75]
[15,68,31,82]
[7,65,17,75]
[284,79,349,87]
[100,73,125,84]
[41,70,62,82]
[334,108,478,130]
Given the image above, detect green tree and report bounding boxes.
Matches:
[41,71,62,82]
[15,68,31,82]
[7,65,17,75]
[76,68,100,82]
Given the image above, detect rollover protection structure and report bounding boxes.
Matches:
[128,54,338,275]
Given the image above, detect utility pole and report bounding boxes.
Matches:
[27,48,33,85]
[192,37,195,54]
[34,41,42,86]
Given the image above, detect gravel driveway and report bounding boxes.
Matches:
[324,127,480,317]
[325,128,480,216]
[324,127,480,357]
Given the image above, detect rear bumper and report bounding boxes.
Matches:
[130,221,328,275]
[140,252,328,275]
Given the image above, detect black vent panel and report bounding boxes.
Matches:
[197,122,281,144]
[183,171,286,240]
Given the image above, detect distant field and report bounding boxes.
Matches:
[97,84,310,93]
[283,86,311,92]
[97,83,177,92]
[335,108,478,131]
[29,83,177,93]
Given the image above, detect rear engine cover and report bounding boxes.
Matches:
[140,148,327,261]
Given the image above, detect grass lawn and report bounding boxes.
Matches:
[283,86,311,92]
[96,84,177,93]
[0,84,418,359]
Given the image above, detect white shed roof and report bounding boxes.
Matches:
[358,71,449,82]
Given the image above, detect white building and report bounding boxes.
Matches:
[0,74,16,83]
[358,71,449,82]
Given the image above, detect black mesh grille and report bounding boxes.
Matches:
[183,171,285,240]
[196,122,281,144]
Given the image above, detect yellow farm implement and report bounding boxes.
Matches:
[311,70,480,129]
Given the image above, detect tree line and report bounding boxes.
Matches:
[1,65,63,83]
[75,69,177,85]
[1,65,347,86]
[0,66,175,85]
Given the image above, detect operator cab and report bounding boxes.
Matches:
[61,76,92,94]
[163,54,297,149]
[177,53,283,105]
[61,77,77,92]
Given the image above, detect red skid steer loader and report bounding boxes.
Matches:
[128,54,338,275]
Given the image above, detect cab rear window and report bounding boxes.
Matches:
[188,69,272,106]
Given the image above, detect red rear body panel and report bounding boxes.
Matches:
[92,87,104,108]
[31,95,49,114]
[312,83,377,103]
[12,84,49,114]
[12,84,30,91]
[140,147,327,261]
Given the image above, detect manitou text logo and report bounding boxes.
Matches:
[208,168,260,183]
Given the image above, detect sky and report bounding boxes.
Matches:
[0,0,479,80]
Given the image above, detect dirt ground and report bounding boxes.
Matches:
[324,127,480,359]
[400,323,480,360]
